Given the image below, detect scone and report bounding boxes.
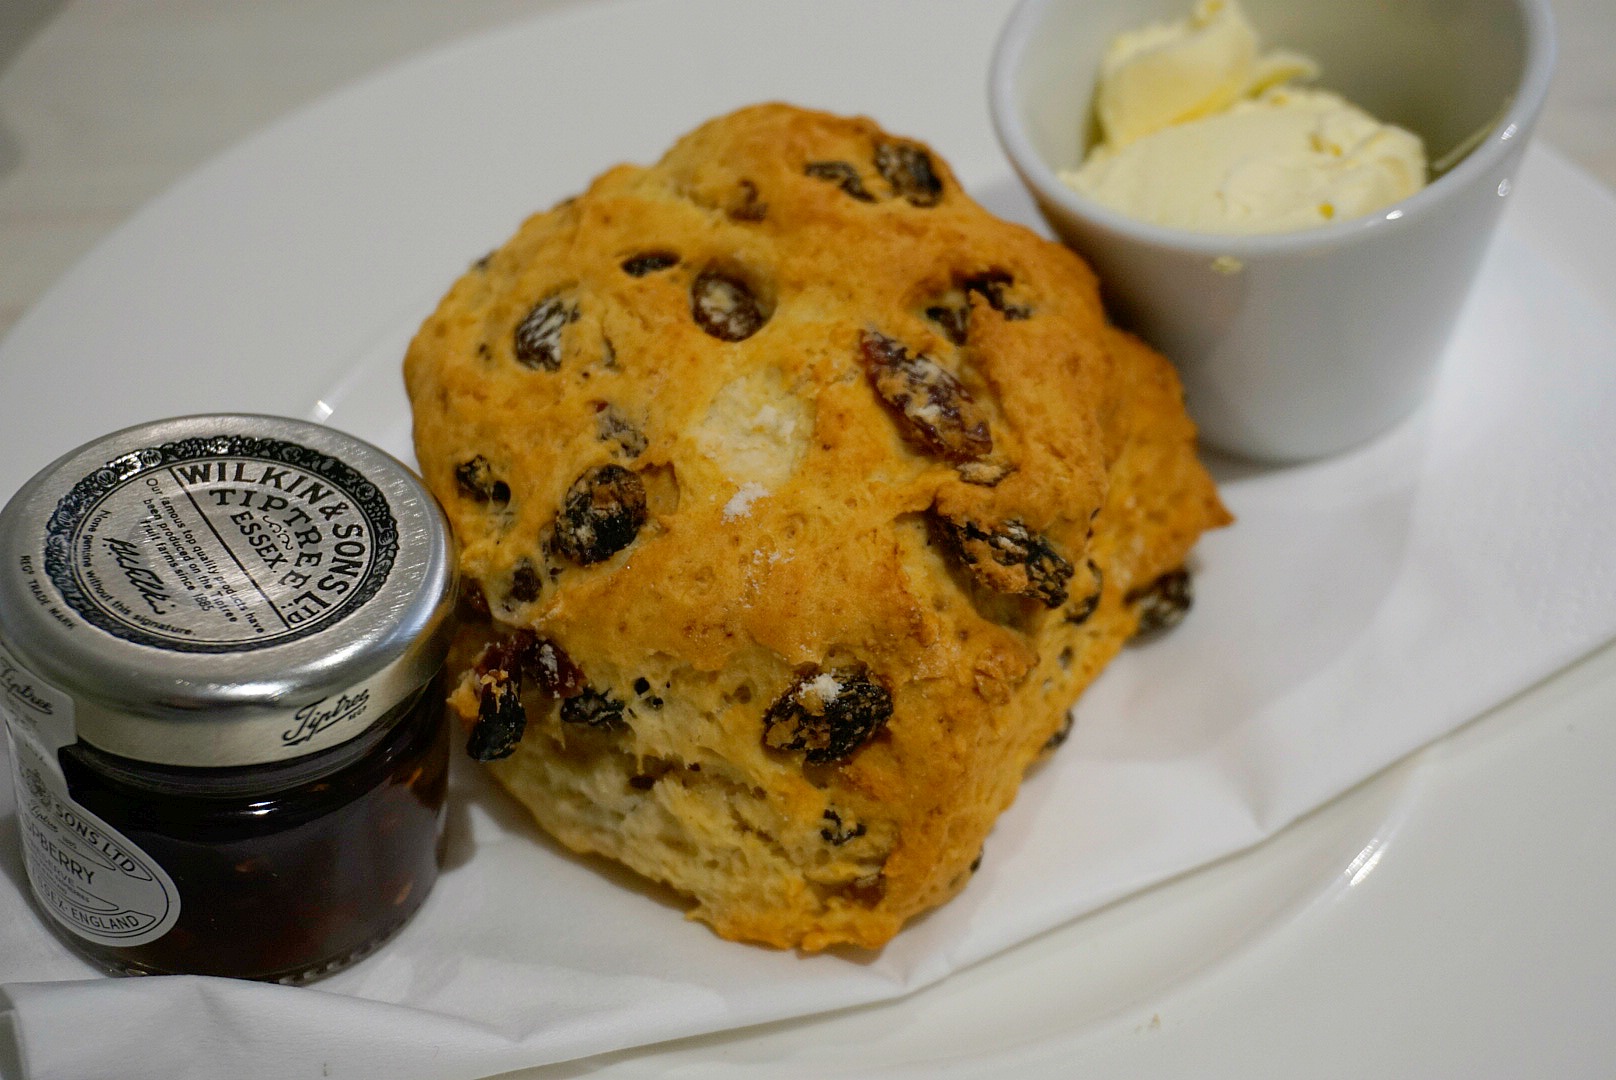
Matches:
[404,103,1230,951]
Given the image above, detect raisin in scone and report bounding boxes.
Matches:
[404,103,1230,951]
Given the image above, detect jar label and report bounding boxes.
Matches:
[1,643,181,947]
[40,435,399,653]
[1,638,73,751]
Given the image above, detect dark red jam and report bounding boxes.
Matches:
[48,679,448,983]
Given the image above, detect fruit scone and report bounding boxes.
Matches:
[404,102,1230,951]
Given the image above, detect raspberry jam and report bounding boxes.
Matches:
[0,415,456,982]
[51,679,448,982]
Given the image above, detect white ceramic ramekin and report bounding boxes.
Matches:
[991,0,1557,462]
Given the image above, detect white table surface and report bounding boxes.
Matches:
[3,3,1616,1078]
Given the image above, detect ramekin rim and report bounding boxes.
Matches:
[987,0,1559,256]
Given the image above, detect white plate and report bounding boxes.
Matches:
[3,1,1616,1076]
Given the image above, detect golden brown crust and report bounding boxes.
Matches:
[406,103,1230,951]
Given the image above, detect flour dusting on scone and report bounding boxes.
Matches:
[404,103,1230,951]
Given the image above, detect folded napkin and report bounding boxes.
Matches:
[5,143,1615,1080]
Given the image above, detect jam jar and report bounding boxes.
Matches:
[0,414,457,983]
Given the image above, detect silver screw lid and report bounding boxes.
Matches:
[0,415,456,768]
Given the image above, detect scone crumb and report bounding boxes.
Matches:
[722,482,770,521]
[802,672,843,708]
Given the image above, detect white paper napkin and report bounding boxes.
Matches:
[4,132,1616,1080]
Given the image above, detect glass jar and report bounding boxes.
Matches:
[0,415,457,983]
